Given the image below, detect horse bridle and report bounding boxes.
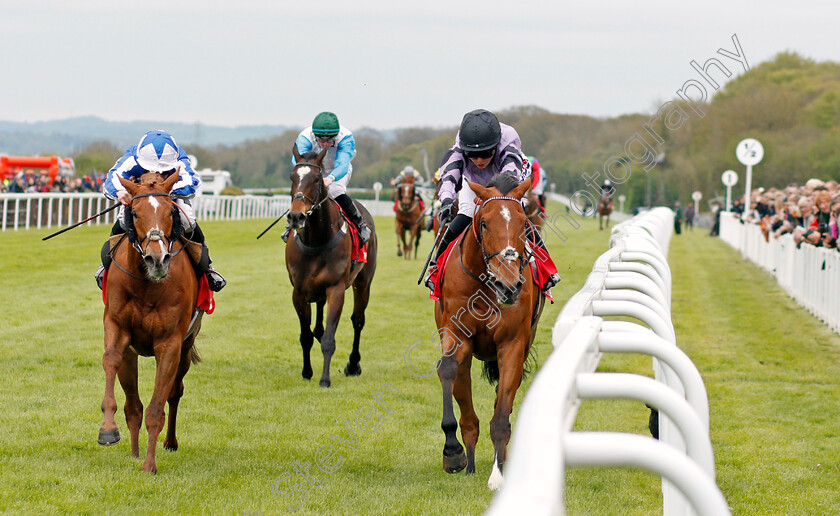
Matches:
[291,162,330,217]
[128,192,188,259]
[471,196,531,283]
[397,183,418,212]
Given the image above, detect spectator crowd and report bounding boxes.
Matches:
[730,178,840,250]
[0,170,104,194]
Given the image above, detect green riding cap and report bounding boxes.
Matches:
[312,111,340,137]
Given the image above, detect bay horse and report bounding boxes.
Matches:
[598,193,614,230]
[394,175,424,259]
[522,185,545,234]
[98,172,203,474]
[286,145,378,387]
[434,174,545,490]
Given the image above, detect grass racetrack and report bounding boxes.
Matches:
[2,205,840,514]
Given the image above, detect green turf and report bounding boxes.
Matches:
[2,211,838,514]
[0,203,605,515]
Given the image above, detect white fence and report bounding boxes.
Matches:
[719,212,840,334]
[488,207,728,516]
[0,193,395,232]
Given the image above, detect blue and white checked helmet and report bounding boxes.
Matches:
[135,130,180,172]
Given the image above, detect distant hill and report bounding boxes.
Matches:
[0,116,298,155]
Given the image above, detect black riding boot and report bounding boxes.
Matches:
[188,223,226,292]
[525,223,561,291]
[95,220,126,290]
[424,214,471,290]
[335,193,371,245]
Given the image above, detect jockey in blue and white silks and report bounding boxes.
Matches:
[283,111,371,245]
[105,131,201,231]
[96,130,225,292]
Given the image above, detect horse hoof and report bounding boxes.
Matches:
[302,368,313,381]
[397,250,403,257]
[442,451,467,474]
[344,362,362,376]
[98,429,121,446]
[164,439,178,452]
[319,379,331,388]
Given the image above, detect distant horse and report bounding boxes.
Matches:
[394,176,424,259]
[522,185,545,234]
[286,145,378,387]
[434,174,545,490]
[598,194,614,230]
[98,172,203,474]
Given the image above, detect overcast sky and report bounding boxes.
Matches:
[2,0,838,130]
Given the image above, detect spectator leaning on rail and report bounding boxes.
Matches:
[94,130,226,292]
[423,108,560,292]
[282,111,371,245]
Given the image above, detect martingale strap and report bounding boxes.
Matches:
[293,222,348,254]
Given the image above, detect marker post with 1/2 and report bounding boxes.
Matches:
[618,194,626,214]
[721,170,738,212]
[736,138,763,214]
[692,191,702,213]
[372,181,383,202]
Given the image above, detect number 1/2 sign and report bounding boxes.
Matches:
[736,138,764,166]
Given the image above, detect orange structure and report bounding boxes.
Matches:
[0,155,75,184]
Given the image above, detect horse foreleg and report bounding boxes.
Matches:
[313,299,325,342]
[438,352,467,474]
[142,339,181,474]
[116,350,142,457]
[412,224,421,260]
[344,281,369,377]
[319,284,346,388]
[395,222,403,257]
[452,357,478,475]
[487,345,526,490]
[293,289,314,381]
[99,319,129,446]
[164,344,194,452]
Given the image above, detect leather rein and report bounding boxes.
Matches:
[461,195,532,284]
[110,192,189,282]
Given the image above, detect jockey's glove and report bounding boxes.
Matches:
[438,198,454,224]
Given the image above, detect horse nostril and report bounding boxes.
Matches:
[144,255,156,269]
[162,254,171,267]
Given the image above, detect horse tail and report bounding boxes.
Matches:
[190,345,202,364]
[481,360,500,385]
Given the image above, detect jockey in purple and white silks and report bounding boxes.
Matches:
[281,111,372,245]
[424,109,560,292]
[95,130,226,292]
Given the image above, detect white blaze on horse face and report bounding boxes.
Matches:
[148,195,160,214]
[502,245,518,262]
[297,166,313,181]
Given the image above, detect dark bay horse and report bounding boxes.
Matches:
[522,185,545,234]
[286,146,378,387]
[394,175,424,259]
[598,193,614,230]
[434,175,545,490]
[98,172,203,474]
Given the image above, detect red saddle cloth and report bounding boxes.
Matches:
[101,269,215,314]
[392,197,426,212]
[427,236,558,303]
[333,201,368,264]
[428,235,461,302]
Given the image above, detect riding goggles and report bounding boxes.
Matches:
[463,148,495,159]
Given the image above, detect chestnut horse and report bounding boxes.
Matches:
[394,176,424,259]
[98,172,203,474]
[598,193,613,230]
[434,174,545,490]
[286,146,378,387]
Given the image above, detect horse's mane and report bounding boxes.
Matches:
[486,174,520,195]
[300,150,320,161]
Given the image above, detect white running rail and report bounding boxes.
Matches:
[487,207,729,516]
[719,212,840,334]
[0,193,395,232]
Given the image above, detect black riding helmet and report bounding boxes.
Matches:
[458,109,501,153]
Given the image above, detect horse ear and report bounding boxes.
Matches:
[292,143,302,163]
[119,176,139,196]
[162,171,180,193]
[510,175,532,199]
[315,144,329,164]
[467,180,491,203]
